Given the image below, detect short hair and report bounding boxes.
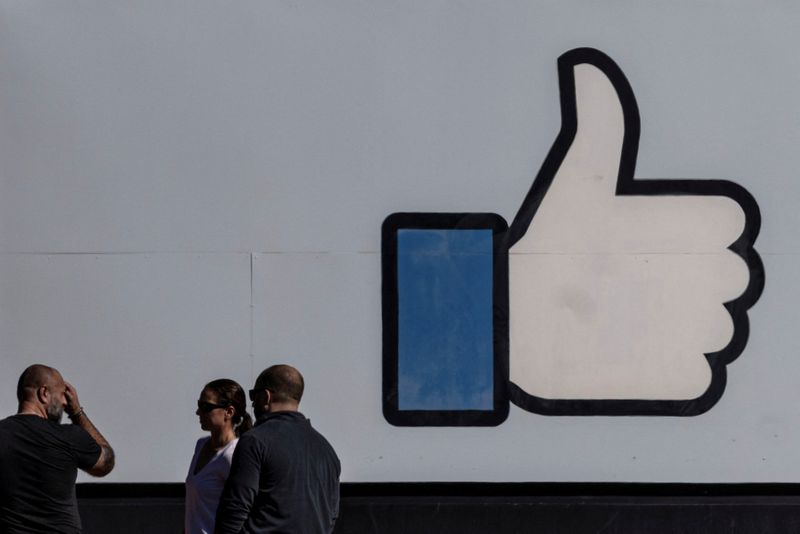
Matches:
[255,365,304,404]
[17,364,58,403]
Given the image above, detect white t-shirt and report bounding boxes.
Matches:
[184,436,238,534]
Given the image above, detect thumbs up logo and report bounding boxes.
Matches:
[382,48,764,425]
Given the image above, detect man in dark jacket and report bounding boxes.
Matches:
[215,364,340,534]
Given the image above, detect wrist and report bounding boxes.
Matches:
[68,407,85,420]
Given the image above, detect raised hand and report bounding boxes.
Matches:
[64,381,82,416]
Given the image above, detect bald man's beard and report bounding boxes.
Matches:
[46,398,64,424]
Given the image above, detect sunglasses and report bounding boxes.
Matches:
[248,388,267,402]
[197,401,230,413]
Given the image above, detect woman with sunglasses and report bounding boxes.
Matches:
[185,379,253,534]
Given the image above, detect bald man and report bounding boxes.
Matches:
[215,364,340,534]
[0,364,115,533]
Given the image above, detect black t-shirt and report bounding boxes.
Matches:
[0,414,101,534]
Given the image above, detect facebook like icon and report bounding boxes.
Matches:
[381,48,763,426]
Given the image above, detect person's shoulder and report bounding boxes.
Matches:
[0,416,28,443]
[251,413,290,431]
[59,421,94,441]
[27,419,97,450]
[0,415,16,434]
[0,414,38,426]
[195,436,210,449]
[258,412,308,436]
[309,428,340,474]
[233,430,268,456]
[221,437,239,460]
[237,428,261,444]
[0,416,80,441]
[308,424,339,460]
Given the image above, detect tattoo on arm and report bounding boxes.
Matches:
[71,409,115,476]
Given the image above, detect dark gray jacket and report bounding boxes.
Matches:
[215,411,340,534]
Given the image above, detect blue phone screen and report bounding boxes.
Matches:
[396,229,494,411]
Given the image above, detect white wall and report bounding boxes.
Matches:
[0,0,797,482]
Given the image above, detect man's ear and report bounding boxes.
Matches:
[36,385,48,404]
[264,389,272,410]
